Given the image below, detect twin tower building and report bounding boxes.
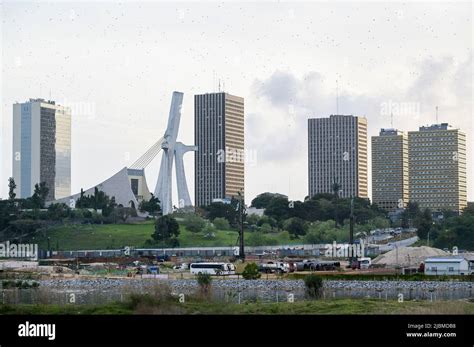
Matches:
[12,98,466,214]
[308,115,467,214]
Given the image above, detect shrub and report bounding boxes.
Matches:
[212,217,230,230]
[196,273,212,297]
[259,223,272,233]
[183,213,206,233]
[304,274,323,299]
[242,263,261,280]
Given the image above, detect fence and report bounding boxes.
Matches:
[1,284,472,305]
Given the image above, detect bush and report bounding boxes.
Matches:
[283,217,307,237]
[242,263,261,280]
[196,273,212,297]
[304,274,323,299]
[183,213,206,233]
[259,223,272,233]
[2,280,39,289]
[212,217,230,230]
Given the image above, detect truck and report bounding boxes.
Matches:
[351,257,372,269]
[295,259,341,271]
[258,261,290,274]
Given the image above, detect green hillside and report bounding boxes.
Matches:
[28,221,297,251]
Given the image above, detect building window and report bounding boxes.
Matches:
[131,179,139,196]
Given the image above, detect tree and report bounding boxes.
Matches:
[284,217,307,237]
[139,193,161,217]
[196,273,212,298]
[30,182,49,209]
[251,192,287,209]
[110,206,136,223]
[212,217,230,230]
[182,213,206,233]
[332,181,341,199]
[8,177,16,200]
[74,187,116,217]
[414,208,433,240]
[259,223,272,233]
[401,201,421,228]
[47,203,71,220]
[242,263,261,280]
[264,195,290,221]
[203,202,238,225]
[152,215,180,247]
[304,274,323,299]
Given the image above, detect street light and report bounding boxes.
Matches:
[237,191,245,261]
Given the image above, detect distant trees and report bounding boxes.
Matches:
[251,192,287,209]
[261,193,385,227]
[283,217,307,237]
[75,187,116,216]
[182,213,206,233]
[139,193,161,218]
[202,200,239,226]
[212,217,230,230]
[8,177,16,200]
[47,203,71,220]
[31,182,49,209]
[414,208,434,240]
[152,215,180,247]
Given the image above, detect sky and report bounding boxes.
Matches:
[1,1,472,205]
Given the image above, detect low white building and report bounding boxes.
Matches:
[246,207,265,217]
[424,257,470,276]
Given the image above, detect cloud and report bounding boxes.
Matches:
[245,55,472,201]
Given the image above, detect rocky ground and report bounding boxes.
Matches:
[38,278,474,292]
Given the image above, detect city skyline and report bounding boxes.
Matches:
[1,1,472,204]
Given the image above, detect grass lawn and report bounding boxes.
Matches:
[2,298,473,315]
[29,221,300,250]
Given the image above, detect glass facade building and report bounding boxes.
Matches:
[12,99,71,201]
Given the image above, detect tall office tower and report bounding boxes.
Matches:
[308,115,368,199]
[12,98,71,201]
[195,92,245,207]
[372,129,409,211]
[408,123,467,213]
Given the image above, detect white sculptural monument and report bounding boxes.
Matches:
[154,92,197,215]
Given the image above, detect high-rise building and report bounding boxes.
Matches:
[12,98,71,201]
[308,115,368,199]
[408,123,467,213]
[194,92,244,207]
[372,129,409,211]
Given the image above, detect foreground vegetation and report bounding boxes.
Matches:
[1,297,473,315]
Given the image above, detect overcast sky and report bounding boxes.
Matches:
[1,1,472,205]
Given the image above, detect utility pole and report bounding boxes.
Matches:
[237,191,245,261]
[349,197,354,267]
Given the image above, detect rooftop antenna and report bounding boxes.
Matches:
[218,79,221,92]
[213,70,215,92]
[436,106,439,124]
[336,79,339,115]
[391,112,394,128]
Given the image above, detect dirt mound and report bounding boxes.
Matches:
[372,246,448,267]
